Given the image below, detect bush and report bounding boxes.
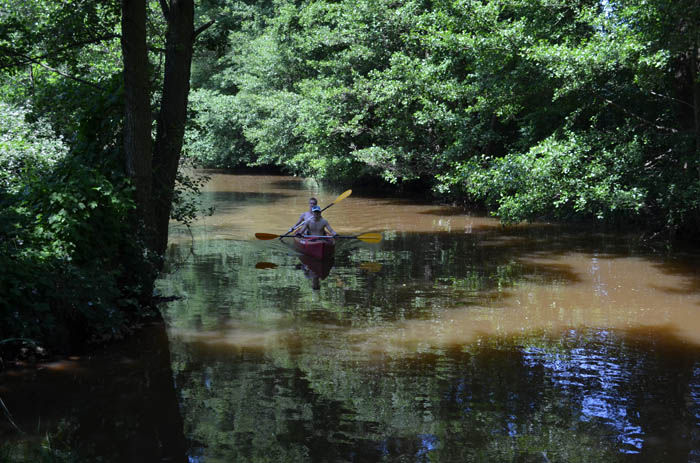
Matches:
[0,102,153,351]
[437,130,647,224]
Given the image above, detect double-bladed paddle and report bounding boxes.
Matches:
[280,189,352,238]
[255,232,382,244]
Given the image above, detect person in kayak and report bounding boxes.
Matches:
[297,205,338,237]
[287,197,318,234]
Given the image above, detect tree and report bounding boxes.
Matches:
[121,0,199,260]
[122,0,155,250]
[0,0,212,346]
[152,0,197,257]
[184,0,697,236]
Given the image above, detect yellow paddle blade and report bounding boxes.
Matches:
[321,189,353,212]
[356,232,382,243]
[333,189,352,203]
[359,262,382,272]
[255,232,279,240]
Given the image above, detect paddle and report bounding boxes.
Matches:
[255,232,382,244]
[359,262,383,272]
[255,262,278,269]
[280,189,352,238]
[321,189,352,213]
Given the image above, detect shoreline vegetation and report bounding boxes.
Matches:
[1,0,699,366]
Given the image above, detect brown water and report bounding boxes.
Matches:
[3,171,700,462]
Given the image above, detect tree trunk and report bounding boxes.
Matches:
[692,43,700,232]
[152,0,195,259]
[121,0,155,249]
[693,44,700,174]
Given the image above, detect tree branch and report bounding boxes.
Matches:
[35,60,103,89]
[649,89,694,109]
[0,395,22,434]
[0,53,30,69]
[29,34,120,63]
[599,94,678,133]
[194,19,216,40]
[0,48,102,89]
[0,33,119,70]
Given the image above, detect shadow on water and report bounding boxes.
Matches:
[268,179,316,190]
[647,256,700,297]
[0,323,187,463]
[419,207,479,216]
[161,226,700,329]
[153,217,700,461]
[199,190,292,207]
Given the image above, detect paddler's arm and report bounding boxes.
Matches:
[324,220,338,237]
[296,221,309,236]
[289,213,306,233]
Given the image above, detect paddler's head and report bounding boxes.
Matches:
[311,205,322,218]
[309,197,318,210]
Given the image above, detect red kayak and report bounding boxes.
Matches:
[293,236,335,260]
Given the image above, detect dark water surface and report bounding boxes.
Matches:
[3,171,700,462]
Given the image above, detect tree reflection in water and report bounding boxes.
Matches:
[0,323,187,462]
[167,326,700,462]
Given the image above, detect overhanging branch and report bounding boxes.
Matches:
[599,94,679,133]
[0,48,102,89]
[33,60,103,89]
[30,34,120,63]
[194,19,215,40]
[649,90,694,109]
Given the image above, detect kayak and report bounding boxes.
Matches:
[293,236,335,260]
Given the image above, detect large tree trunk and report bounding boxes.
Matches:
[693,44,700,173]
[121,0,155,250]
[692,43,700,232]
[152,0,195,259]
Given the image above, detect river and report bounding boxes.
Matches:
[3,171,700,462]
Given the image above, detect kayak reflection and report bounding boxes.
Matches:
[297,254,334,290]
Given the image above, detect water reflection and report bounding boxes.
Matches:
[0,324,187,462]
[296,255,334,290]
[523,332,643,453]
[157,172,700,462]
[167,327,700,461]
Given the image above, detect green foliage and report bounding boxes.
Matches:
[439,131,647,223]
[0,0,120,67]
[0,419,82,463]
[0,95,153,348]
[0,0,215,348]
[171,161,214,227]
[184,90,253,168]
[183,0,700,235]
[0,103,68,187]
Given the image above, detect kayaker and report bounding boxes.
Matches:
[287,197,318,234]
[297,205,338,237]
